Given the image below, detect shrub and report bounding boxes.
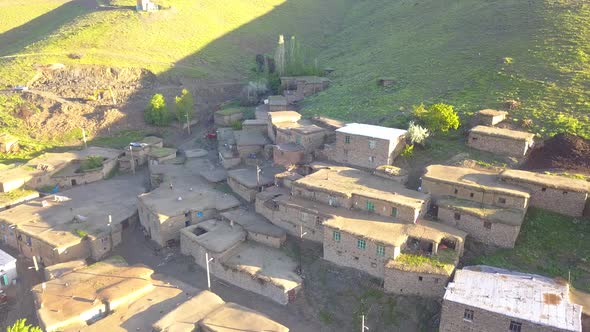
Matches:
[7,319,42,332]
[145,94,170,126]
[413,103,460,133]
[79,156,103,171]
[174,89,194,122]
[231,120,243,130]
[401,144,414,158]
[553,113,579,135]
[240,80,268,106]
[407,121,430,145]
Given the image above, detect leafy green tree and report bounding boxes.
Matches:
[174,89,194,122]
[413,103,460,133]
[145,93,170,126]
[7,319,42,332]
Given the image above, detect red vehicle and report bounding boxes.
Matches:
[204,129,217,140]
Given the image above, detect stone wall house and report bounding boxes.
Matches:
[436,197,525,248]
[267,111,302,143]
[500,169,590,217]
[373,165,409,184]
[291,166,430,224]
[273,143,305,167]
[147,147,177,165]
[220,209,286,248]
[227,168,275,203]
[119,136,163,172]
[440,266,583,332]
[327,123,407,169]
[137,186,240,247]
[384,259,453,297]
[234,130,269,158]
[275,123,328,153]
[214,108,243,126]
[467,125,535,157]
[268,95,288,112]
[242,119,268,135]
[280,76,330,98]
[477,109,508,126]
[421,165,531,210]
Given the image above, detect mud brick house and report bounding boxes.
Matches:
[214,107,243,126]
[153,290,289,332]
[268,95,288,112]
[323,210,465,296]
[234,130,270,158]
[118,136,163,172]
[436,197,525,248]
[242,119,267,135]
[468,125,535,157]
[422,165,530,210]
[0,178,144,266]
[180,219,302,305]
[227,168,276,202]
[267,111,302,143]
[500,169,590,217]
[292,166,429,223]
[273,143,305,167]
[327,123,407,169]
[280,76,330,99]
[440,266,583,332]
[373,165,409,184]
[0,146,121,192]
[137,185,240,247]
[275,122,328,153]
[220,209,286,248]
[0,133,19,153]
[477,109,508,126]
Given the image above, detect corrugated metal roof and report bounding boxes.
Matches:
[445,266,582,331]
[336,123,406,141]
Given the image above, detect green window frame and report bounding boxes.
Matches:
[376,245,385,256]
[391,207,398,218]
[333,231,341,242]
[366,201,375,212]
[345,135,351,144]
[357,239,366,249]
[296,135,302,144]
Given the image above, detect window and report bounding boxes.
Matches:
[391,207,398,218]
[454,188,459,194]
[26,235,32,247]
[509,321,522,332]
[369,156,376,163]
[418,276,423,281]
[471,137,478,141]
[484,221,492,230]
[300,211,308,221]
[376,245,385,256]
[368,140,376,149]
[296,136,301,144]
[332,231,341,242]
[498,197,506,204]
[316,216,323,227]
[542,187,547,192]
[345,135,351,144]
[366,201,375,212]
[454,213,461,221]
[463,309,474,322]
[434,278,439,284]
[469,192,474,198]
[357,239,366,250]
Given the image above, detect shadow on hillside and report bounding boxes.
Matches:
[0,0,95,57]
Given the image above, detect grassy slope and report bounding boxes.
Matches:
[473,208,590,291]
[302,0,590,138]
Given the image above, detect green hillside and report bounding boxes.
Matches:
[0,0,589,138]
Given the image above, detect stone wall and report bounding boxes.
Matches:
[329,132,398,169]
[323,224,399,279]
[246,231,285,248]
[421,178,529,210]
[214,112,243,126]
[501,178,588,217]
[276,130,326,153]
[273,147,304,167]
[437,207,520,248]
[291,184,352,209]
[439,300,571,332]
[255,198,325,243]
[467,132,532,157]
[227,177,257,202]
[383,267,449,297]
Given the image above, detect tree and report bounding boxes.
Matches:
[407,121,430,146]
[174,89,194,122]
[7,319,42,332]
[274,35,285,76]
[145,93,169,126]
[413,103,460,133]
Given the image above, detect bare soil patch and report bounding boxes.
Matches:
[522,134,590,174]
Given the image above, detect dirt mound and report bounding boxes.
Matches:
[522,134,590,174]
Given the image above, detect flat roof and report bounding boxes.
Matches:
[276,143,304,152]
[153,290,225,332]
[182,220,246,253]
[445,266,582,331]
[294,165,429,209]
[234,130,269,146]
[222,241,302,291]
[242,119,267,126]
[470,125,535,141]
[227,168,276,188]
[268,95,287,106]
[478,109,508,117]
[138,187,240,222]
[336,123,406,141]
[0,248,16,266]
[200,302,289,332]
[386,249,458,275]
[501,169,590,193]
[0,177,146,249]
[438,197,525,226]
[276,123,326,135]
[148,147,177,158]
[220,209,286,237]
[281,76,329,84]
[423,165,531,198]
[268,111,301,124]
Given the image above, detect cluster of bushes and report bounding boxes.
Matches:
[144,89,194,126]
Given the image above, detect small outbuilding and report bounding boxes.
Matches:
[467,125,535,157]
[268,95,288,112]
[0,249,17,289]
[477,109,508,126]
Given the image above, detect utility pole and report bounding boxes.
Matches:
[299,224,307,275]
[361,315,369,332]
[82,128,87,149]
[205,252,214,290]
[108,214,113,251]
[256,164,262,191]
[129,145,135,175]
[185,112,191,135]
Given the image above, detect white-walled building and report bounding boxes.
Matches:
[0,249,17,289]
